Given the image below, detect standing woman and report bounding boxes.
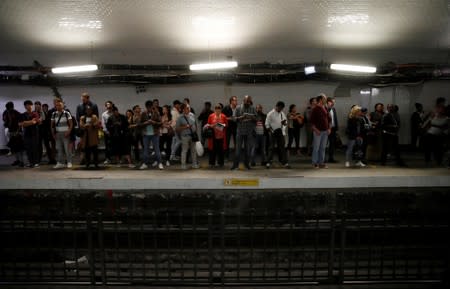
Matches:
[160,105,173,167]
[107,106,134,168]
[204,104,228,168]
[345,105,365,167]
[126,108,139,163]
[287,104,304,155]
[80,106,100,168]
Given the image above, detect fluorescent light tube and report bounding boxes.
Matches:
[304,66,316,75]
[330,64,376,73]
[190,61,238,71]
[52,64,98,74]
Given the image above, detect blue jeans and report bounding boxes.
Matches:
[143,134,161,165]
[312,130,328,165]
[346,139,356,162]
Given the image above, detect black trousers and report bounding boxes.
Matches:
[327,127,337,161]
[381,133,402,164]
[267,132,288,165]
[209,138,225,166]
[85,145,99,166]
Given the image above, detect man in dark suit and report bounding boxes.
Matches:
[327,97,339,163]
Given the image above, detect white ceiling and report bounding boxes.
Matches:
[0,0,449,67]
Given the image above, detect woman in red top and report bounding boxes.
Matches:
[204,104,228,168]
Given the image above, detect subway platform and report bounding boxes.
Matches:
[1,150,449,191]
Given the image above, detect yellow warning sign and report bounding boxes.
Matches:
[224,178,259,186]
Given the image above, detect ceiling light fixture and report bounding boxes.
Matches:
[304,66,316,75]
[51,64,98,74]
[190,61,238,71]
[330,64,376,73]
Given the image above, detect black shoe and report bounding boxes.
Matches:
[11,160,20,166]
[230,166,238,171]
[328,159,337,163]
[245,164,251,170]
[48,160,57,165]
[251,161,256,167]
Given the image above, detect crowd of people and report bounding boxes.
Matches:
[2,92,449,170]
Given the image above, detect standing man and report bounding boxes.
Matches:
[222,96,238,160]
[251,104,267,166]
[265,101,290,169]
[410,102,424,151]
[381,104,405,166]
[170,100,182,161]
[51,99,73,169]
[3,102,25,167]
[310,94,331,169]
[76,92,99,124]
[198,101,213,144]
[76,92,99,164]
[230,95,256,170]
[19,100,41,167]
[326,97,339,163]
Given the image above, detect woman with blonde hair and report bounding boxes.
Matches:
[345,105,365,167]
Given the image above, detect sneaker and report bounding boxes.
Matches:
[284,163,291,169]
[128,163,135,168]
[67,162,73,168]
[181,164,187,170]
[356,161,366,167]
[345,161,350,167]
[158,163,164,170]
[103,159,110,165]
[266,163,271,169]
[192,164,200,169]
[139,163,148,170]
[165,160,170,167]
[54,163,64,169]
[34,163,40,168]
[152,161,158,167]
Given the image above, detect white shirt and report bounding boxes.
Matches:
[265,108,287,136]
[101,110,112,132]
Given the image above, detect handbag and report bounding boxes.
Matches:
[167,126,175,137]
[203,127,214,138]
[191,132,199,142]
[183,116,199,142]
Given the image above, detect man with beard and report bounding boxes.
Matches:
[230,95,256,170]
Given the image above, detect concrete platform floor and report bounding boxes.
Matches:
[1,150,449,190]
